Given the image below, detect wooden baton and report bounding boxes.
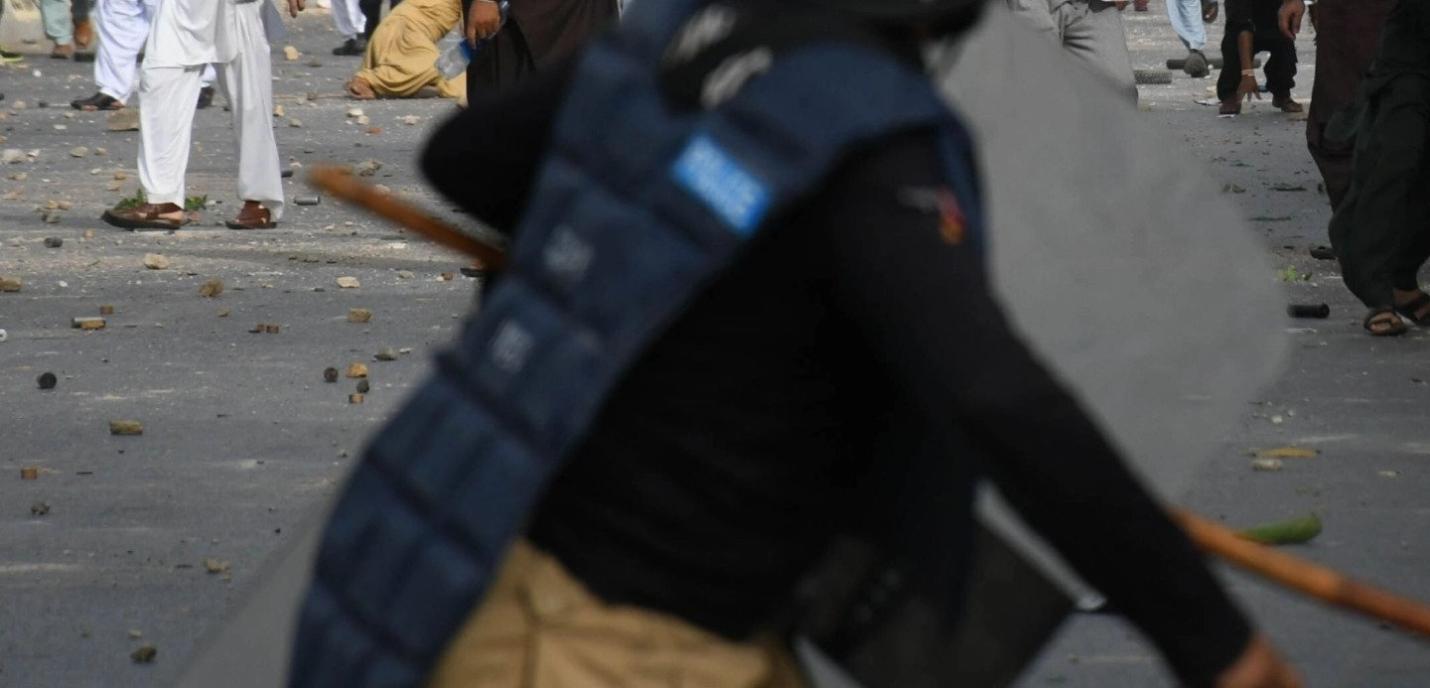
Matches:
[306,165,507,271]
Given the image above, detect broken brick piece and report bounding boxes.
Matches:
[109,420,144,436]
[72,317,106,330]
[347,308,372,323]
[345,362,368,379]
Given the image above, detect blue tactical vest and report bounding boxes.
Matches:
[289,2,985,685]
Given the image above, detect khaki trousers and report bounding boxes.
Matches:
[429,541,808,688]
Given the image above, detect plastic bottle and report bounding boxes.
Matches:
[436,0,509,79]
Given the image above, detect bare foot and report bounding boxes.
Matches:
[346,76,376,100]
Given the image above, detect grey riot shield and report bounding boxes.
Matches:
[177,4,1286,686]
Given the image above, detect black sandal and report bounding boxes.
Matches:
[1364,307,1408,337]
[1394,292,1430,326]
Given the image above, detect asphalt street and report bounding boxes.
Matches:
[0,4,1427,688]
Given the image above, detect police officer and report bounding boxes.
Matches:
[289,1,1300,686]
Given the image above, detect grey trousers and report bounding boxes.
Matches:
[1008,0,1137,102]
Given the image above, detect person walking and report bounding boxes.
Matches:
[70,0,217,111]
[101,0,298,230]
[1168,0,1212,76]
[289,1,1301,686]
[40,0,93,59]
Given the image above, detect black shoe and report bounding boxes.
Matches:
[72,92,124,111]
[196,86,215,109]
[1183,50,1209,79]
[332,37,367,56]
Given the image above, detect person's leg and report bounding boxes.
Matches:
[92,0,149,104]
[1307,0,1393,210]
[222,1,284,224]
[41,0,76,52]
[136,64,203,210]
[1059,0,1137,102]
[331,0,366,52]
[1215,21,1240,102]
[1259,32,1297,100]
[359,0,381,40]
[1330,76,1430,318]
[466,18,536,95]
[1167,0,1206,51]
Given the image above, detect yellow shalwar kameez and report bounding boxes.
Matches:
[353,0,465,99]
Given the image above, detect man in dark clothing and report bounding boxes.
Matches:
[1327,0,1430,336]
[461,0,615,94]
[1218,0,1300,115]
[1279,0,1393,209]
[359,0,401,43]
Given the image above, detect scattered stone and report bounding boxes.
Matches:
[294,195,320,206]
[1378,470,1400,479]
[345,362,368,379]
[113,171,128,180]
[37,372,57,390]
[323,367,339,383]
[202,558,231,574]
[349,393,365,404]
[356,379,371,394]
[0,276,22,292]
[0,329,7,342]
[130,645,157,663]
[109,420,144,435]
[84,229,95,239]
[105,180,124,191]
[365,126,382,135]
[336,276,361,289]
[289,118,303,128]
[1,149,24,164]
[197,278,224,298]
[395,270,413,279]
[398,347,413,355]
[43,237,62,248]
[8,172,27,180]
[69,146,89,158]
[356,115,371,126]
[107,109,140,132]
[272,104,285,118]
[399,115,420,125]
[95,148,107,156]
[249,323,281,334]
[283,45,301,61]
[439,272,455,281]
[346,107,364,118]
[99,305,114,315]
[347,308,372,323]
[375,347,398,361]
[1251,458,1283,472]
[354,159,381,177]
[142,253,170,270]
[30,501,50,516]
[72,317,106,330]
[20,467,39,480]
[128,630,143,640]
[217,309,230,318]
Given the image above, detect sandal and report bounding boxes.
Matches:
[102,202,189,231]
[71,92,124,111]
[1394,292,1430,326]
[1364,307,1408,337]
[226,201,276,230]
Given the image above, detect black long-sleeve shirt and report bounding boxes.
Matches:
[422,60,1252,686]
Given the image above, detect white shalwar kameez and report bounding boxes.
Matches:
[95,0,215,104]
[137,0,284,219]
[330,0,364,40]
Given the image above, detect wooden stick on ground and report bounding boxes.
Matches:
[309,165,1430,640]
[1174,509,1430,637]
[307,165,507,271]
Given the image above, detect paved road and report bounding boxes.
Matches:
[0,4,1426,688]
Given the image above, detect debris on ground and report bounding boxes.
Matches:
[72,317,106,330]
[354,160,381,177]
[99,305,114,315]
[295,195,320,206]
[323,367,339,383]
[345,362,368,379]
[130,645,157,663]
[21,467,39,480]
[336,276,360,289]
[197,278,224,298]
[202,558,231,574]
[1378,470,1400,479]
[43,237,63,248]
[1238,513,1322,545]
[30,501,50,516]
[1250,458,1283,472]
[70,146,89,158]
[399,115,420,125]
[250,323,281,334]
[273,104,286,118]
[107,109,140,132]
[356,379,370,394]
[346,107,363,118]
[374,347,397,361]
[347,308,372,323]
[0,329,7,342]
[349,393,365,404]
[0,276,22,292]
[109,420,144,435]
[1253,446,1318,459]
[37,372,57,390]
[142,253,170,270]
[289,118,304,128]
[1286,303,1329,319]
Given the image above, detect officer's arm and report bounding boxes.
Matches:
[817,131,1253,686]
[420,59,578,235]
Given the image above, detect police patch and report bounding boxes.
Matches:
[671,134,771,235]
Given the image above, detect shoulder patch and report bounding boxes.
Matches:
[671,134,771,235]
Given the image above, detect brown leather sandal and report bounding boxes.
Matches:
[102,202,189,230]
[226,201,276,230]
